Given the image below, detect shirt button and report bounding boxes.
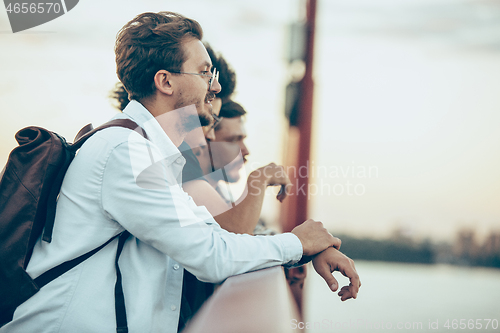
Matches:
[175,157,183,165]
[171,305,177,311]
[173,264,179,270]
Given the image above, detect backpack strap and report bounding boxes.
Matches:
[34,231,131,333]
[34,233,122,288]
[74,123,94,142]
[42,145,73,243]
[115,231,130,333]
[42,119,149,243]
[73,118,150,149]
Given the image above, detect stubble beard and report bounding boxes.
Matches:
[175,94,213,132]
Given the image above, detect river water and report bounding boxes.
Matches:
[303,261,500,332]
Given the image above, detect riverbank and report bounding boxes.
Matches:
[304,260,500,332]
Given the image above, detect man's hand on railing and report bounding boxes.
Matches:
[291,219,341,256]
[312,247,361,301]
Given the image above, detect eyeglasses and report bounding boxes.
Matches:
[210,113,223,130]
[169,68,219,90]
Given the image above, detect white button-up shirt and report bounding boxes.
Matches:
[2,101,303,333]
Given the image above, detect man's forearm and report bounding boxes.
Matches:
[215,171,267,234]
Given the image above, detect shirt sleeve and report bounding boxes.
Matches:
[101,139,303,283]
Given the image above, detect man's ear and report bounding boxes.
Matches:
[154,70,174,96]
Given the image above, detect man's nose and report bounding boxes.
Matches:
[205,129,215,141]
[240,142,249,158]
[210,76,221,94]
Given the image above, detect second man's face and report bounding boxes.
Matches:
[210,117,249,183]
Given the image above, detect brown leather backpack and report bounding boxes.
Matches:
[0,119,146,328]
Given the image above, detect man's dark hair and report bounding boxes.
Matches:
[115,12,203,102]
[217,99,247,124]
[109,82,130,112]
[205,44,236,100]
[112,42,237,112]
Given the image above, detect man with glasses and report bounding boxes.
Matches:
[181,47,292,235]
[1,12,360,333]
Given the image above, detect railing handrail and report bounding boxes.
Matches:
[182,266,301,333]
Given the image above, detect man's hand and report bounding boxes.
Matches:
[250,163,292,202]
[312,247,361,301]
[291,219,341,256]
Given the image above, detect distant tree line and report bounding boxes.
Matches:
[451,229,500,268]
[334,229,500,269]
[335,234,434,264]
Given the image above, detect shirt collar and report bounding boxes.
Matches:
[122,100,182,161]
